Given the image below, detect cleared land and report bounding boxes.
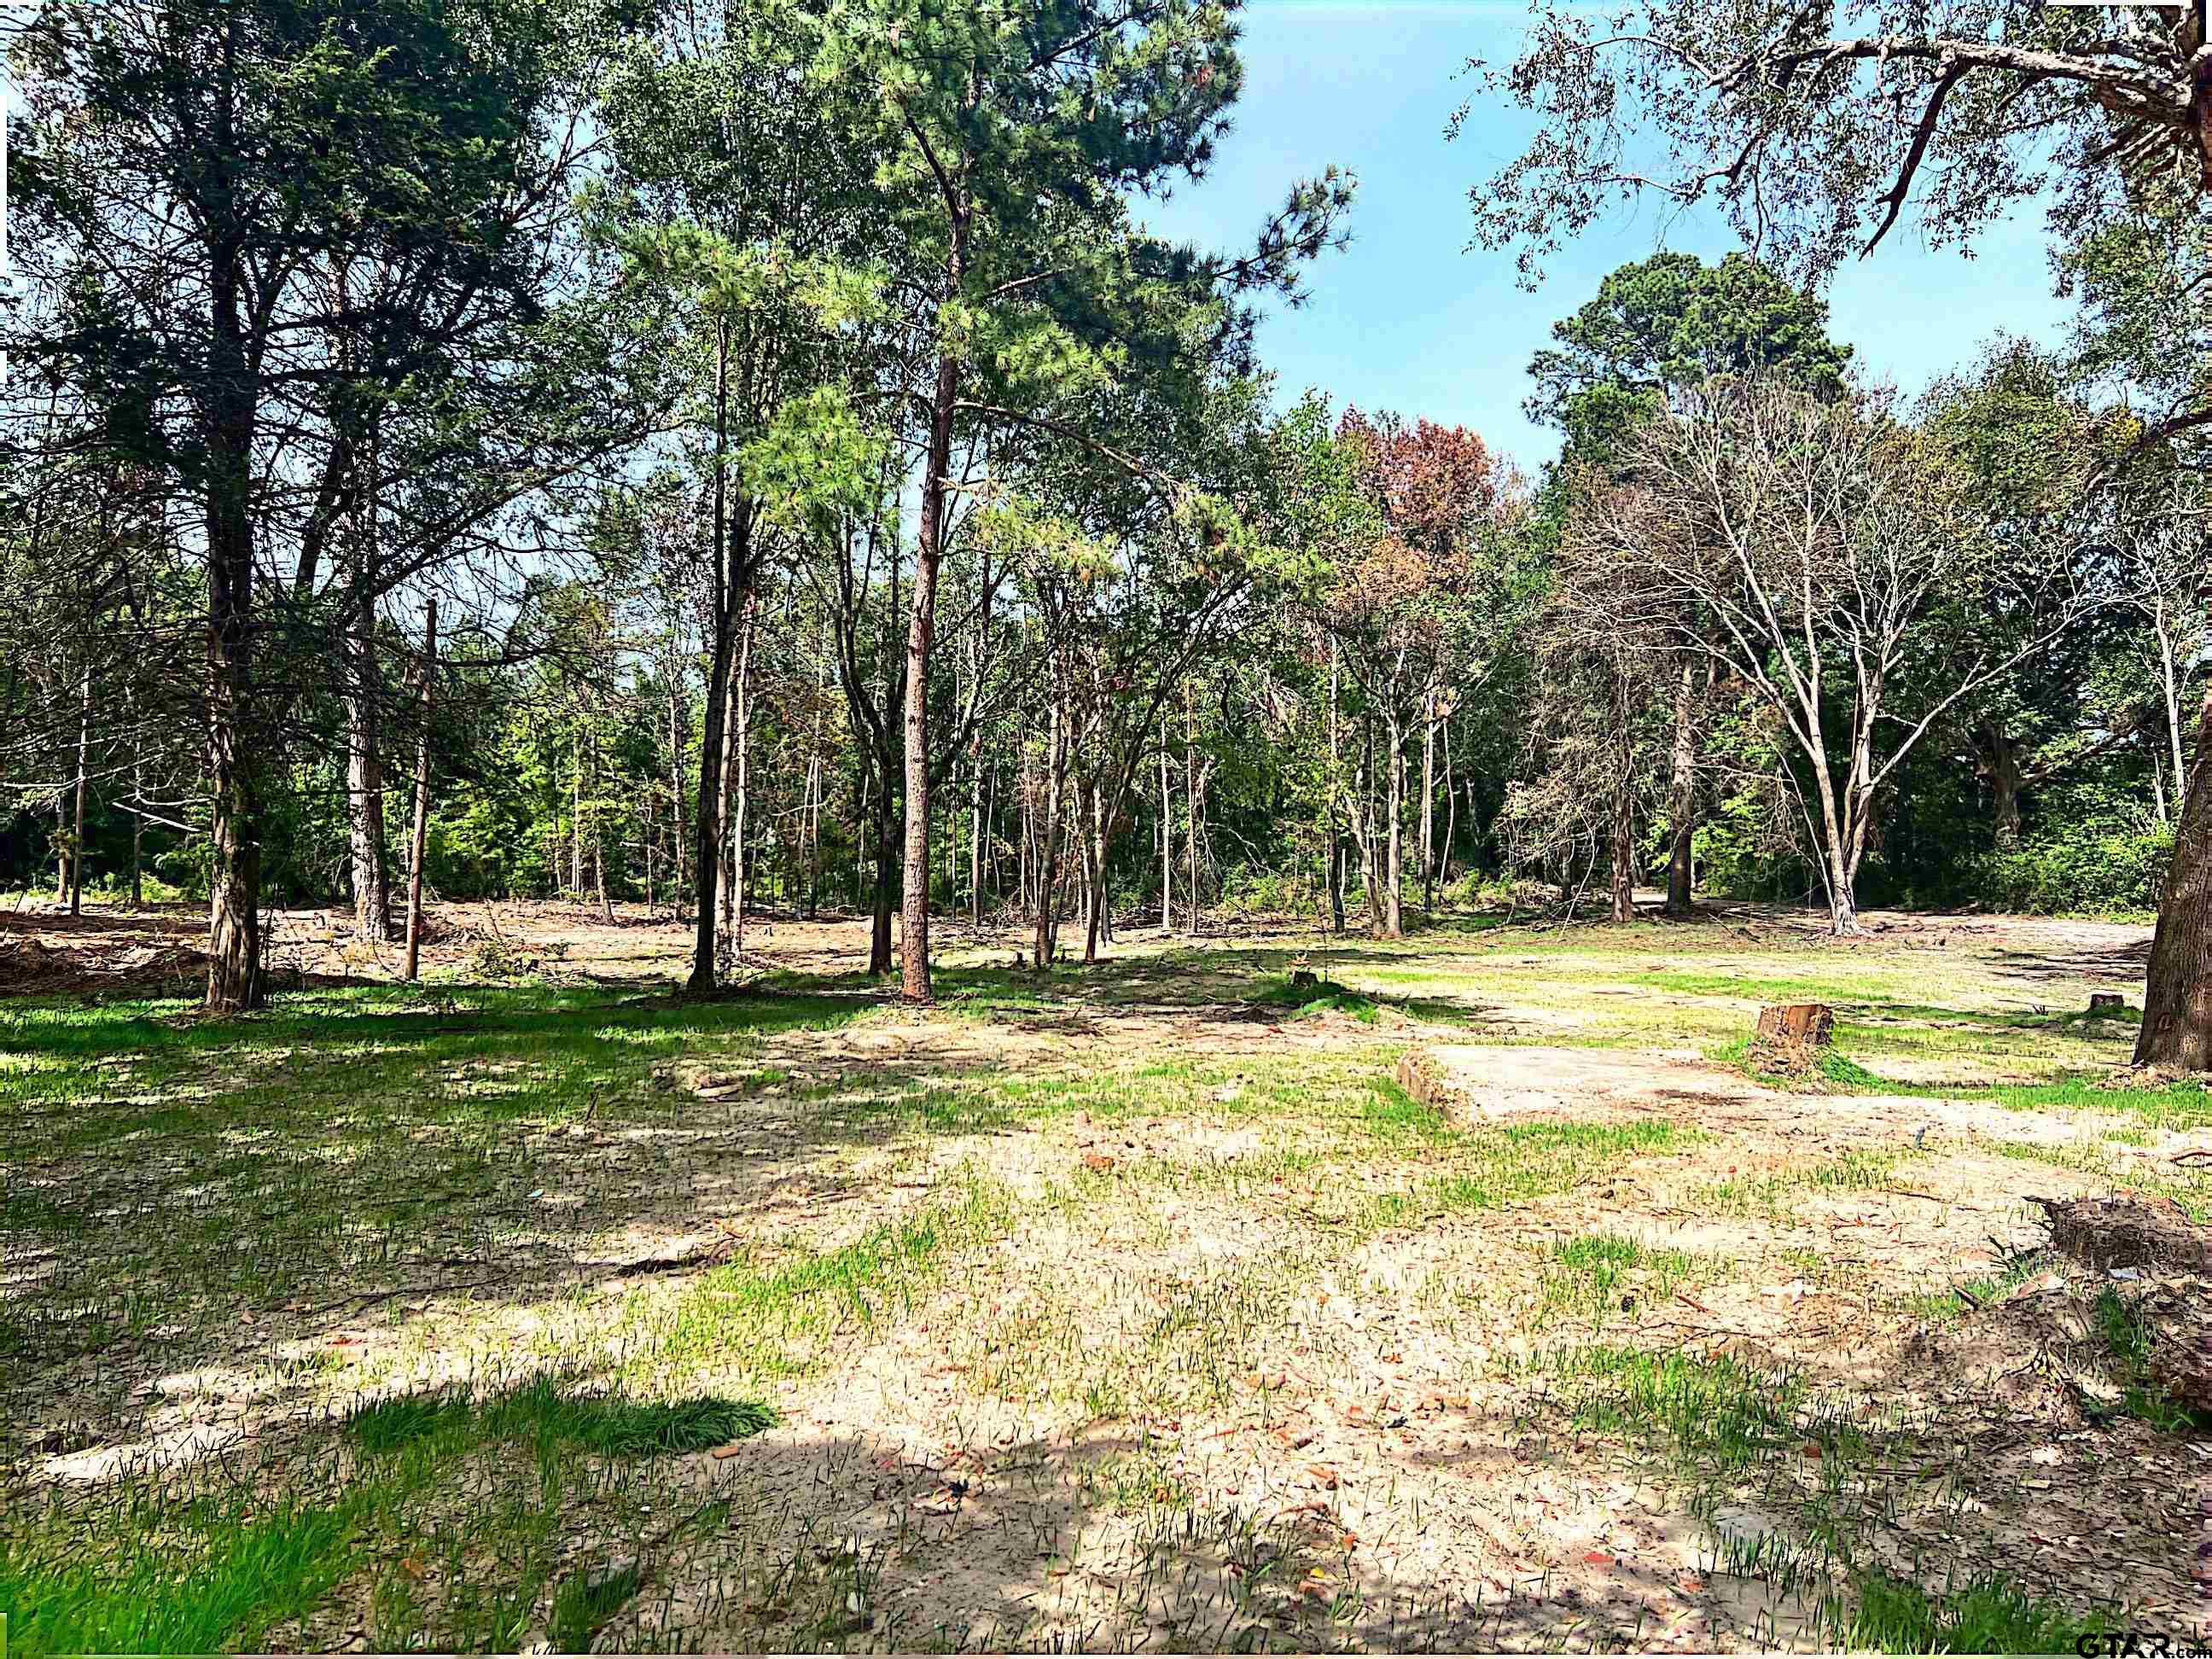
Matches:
[3,900,2208,1652]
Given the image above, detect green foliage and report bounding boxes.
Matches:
[1981,818,2173,917]
[1528,251,1852,464]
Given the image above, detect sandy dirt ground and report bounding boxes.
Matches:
[5,895,2209,1651]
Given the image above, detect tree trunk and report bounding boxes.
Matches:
[2137,678,2212,1070]
[69,663,90,916]
[1159,719,1173,929]
[1327,643,1345,933]
[1664,654,1696,917]
[1034,671,1066,971]
[403,600,437,981]
[1419,684,1435,917]
[667,679,688,914]
[202,14,264,1012]
[1382,706,1405,938]
[129,690,144,910]
[689,321,736,991]
[1184,681,1200,934]
[2157,602,2188,822]
[1982,726,2024,851]
[1359,715,1382,934]
[346,609,393,940]
[592,731,613,923]
[571,740,585,895]
[1092,779,1112,946]
[1439,710,1458,899]
[1610,772,1634,925]
[870,751,899,975]
[970,748,985,927]
[1081,789,1102,965]
[901,233,965,1002]
[731,598,754,957]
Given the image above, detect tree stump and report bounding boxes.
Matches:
[1745,1003,1835,1079]
[1755,1004,1835,1047]
[1395,1045,1472,1124]
[2030,1194,2212,1275]
[2088,993,2130,1017]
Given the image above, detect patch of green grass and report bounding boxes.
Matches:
[1359,1078,1456,1144]
[346,1376,775,1458]
[656,1175,1016,1374]
[1696,1144,1906,1217]
[0,1494,361,1658]
[1991,1138,2114,1177]
[0,979,879,1362]
[550,1561,643,1653]
[1837,1567,2113,1653]
[1902,1249,2052,1324]
[2093,1286,2212,1435]
[1539,1233,1697,1324]
[1548,1346,1807,1476]
[1988,1076,2212,1131]
[1805,1145,1906,1190]
[1722,1037,1888,1093]
[1359,1119,1695,1235]
[1255,973,1379,1022]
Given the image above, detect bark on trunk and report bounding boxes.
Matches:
[1610,775,1634,924]
[667,682,688,914]
[1327,644,1345,934]
[969,736,985,927]
[870,754,899,975]
[130,691,144,910]
[203,23,263,1013]
[1382,707,1404,939]
[1664,655,1696,917]
[1184,682,1200,934]
[1359,715,1382,934]
[901,337,960,1001]
[730,599,754,956]
[69,664,90,916]
[688,323,740,992]
[1034,672,1066,971]
[1982,726,2024,851]
[403,600,437,981]
[2137,679,2212,1070]
[1419,684,1435,917]
[346,612,393,940]
[1091,779,1111,948]
[1159,720,1173,929]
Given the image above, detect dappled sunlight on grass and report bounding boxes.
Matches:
[2,911,2188,1652]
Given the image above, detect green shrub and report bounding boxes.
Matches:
[1981,819,2172,917]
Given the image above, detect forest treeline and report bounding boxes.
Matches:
[0,0,2205,1059]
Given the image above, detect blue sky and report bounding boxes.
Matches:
[1136,0,2075,473]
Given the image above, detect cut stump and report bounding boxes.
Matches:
[1747,1003,1834,1079]
[1755,1004,1835,1048]
[2030,1194,2212,1275]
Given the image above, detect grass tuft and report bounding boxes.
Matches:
[346,1376,775,1458]
[0,1496,358,1659]
[1837,1566,2112,1653]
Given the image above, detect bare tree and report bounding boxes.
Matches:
[1578,378,2098,934]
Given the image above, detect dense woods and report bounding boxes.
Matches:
[0,0,2205,1059]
